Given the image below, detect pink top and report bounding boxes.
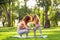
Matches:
[35,19,40,27]
[35,24,40,28]
[18,21,26,29]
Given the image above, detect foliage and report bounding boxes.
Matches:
[17,6,32,20]
[0,0,60,27]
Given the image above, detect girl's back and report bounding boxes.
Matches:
[35,19,40,27]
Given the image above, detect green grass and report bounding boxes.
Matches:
[0,27,60,40]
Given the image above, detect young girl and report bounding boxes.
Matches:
[32,14,42,37]
[17,15,32,38]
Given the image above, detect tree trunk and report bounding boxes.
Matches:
[6,10,11,27]
[42,13,44,27]
[55,20,58,27]
[44,11,50,28]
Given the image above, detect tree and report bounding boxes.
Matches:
[0,0,17,27]
[17,0,32,20]
[0,0,11,27]
[36,0,51,28]
[50,0,60,27]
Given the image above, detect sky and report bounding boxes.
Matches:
[27,0,36,9]
[19,0,37,9]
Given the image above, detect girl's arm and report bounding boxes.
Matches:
[23,22,30,30]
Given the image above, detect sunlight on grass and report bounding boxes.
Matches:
[0,27,60,40]
[0,32,17,40]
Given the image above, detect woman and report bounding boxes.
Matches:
[17,15,32,38]
[32,14,42,37]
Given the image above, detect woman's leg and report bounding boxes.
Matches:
[18,29,29,38]
[25,30,29,38]
[20,34,22,37]
[26,33,28,38]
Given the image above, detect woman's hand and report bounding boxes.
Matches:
[33,28,36,30]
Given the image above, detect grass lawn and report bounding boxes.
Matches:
[0,27,60,40]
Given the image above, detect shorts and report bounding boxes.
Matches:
[17,29,29,34]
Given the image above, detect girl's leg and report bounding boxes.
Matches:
[38,27,42,36]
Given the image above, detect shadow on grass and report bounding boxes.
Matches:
[0,27,17,32]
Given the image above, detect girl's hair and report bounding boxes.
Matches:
[32,14,40,24]
[32,14,39,21]
[23,15,31,24]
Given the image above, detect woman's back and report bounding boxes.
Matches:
[18,21,26,29]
